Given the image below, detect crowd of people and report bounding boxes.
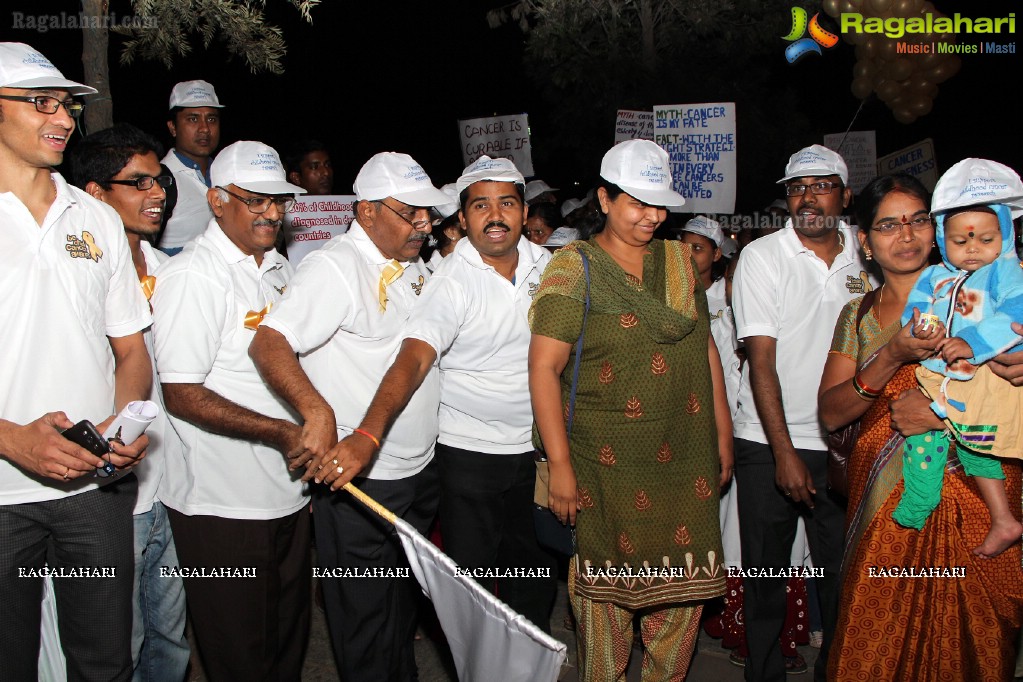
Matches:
[2,40,1022,682]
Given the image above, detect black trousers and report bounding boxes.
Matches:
[313,459,439,682]
[0,475,138,682]
[733,438,844,682]
[168,505,311,682]
[436,444,557,633]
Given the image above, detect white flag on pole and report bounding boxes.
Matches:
[394,517,567,682]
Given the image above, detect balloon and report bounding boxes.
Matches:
[889,94,907,109]
[854,60,875,80]
[893,0,923,15]
[863,37,879,57]
[927,58,958,83]
[877,80,901,102]
[918,51,941,69]
[852,76,874,99]
[910,78,938,98]
[845,29,866,46]
[909,95,933,116]
[945,55,962,77]
[878,38,898,59]
[842,0,859,13]
[823,0,842,18]
[894,108,917,124]
[868,0,892,13]
[889,58,913,81]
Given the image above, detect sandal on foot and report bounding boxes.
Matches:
[785,654,808,675]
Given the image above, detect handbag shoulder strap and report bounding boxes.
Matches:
[565,251,591,436]
[856,287,879,328]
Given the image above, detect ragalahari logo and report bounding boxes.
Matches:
[783,7,839,63]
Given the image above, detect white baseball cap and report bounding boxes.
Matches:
[599,140,685,208]
[210,141,305,195]
[682,215,725,247]
[354,152,450,206]
[932,158,1023,218]
[777,144,848,185]
[561,197,585,218]
[168,80,224,109]
[525,179,558,203]
[434,183,461,221]
[456,155,525,195]
[544,226,581,248]
[0,43,96,95]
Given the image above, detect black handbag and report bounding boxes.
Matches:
[533,250,590,555]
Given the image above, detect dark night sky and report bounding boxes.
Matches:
[2,0,1020,213]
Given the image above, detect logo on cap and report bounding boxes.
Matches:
[404,164,428,182]
[639,164,667,184]
[22,52,57,70]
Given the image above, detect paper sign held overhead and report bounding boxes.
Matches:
[653,102,737,214]
[877,139,938,191]
[823,131,876,195]
[458,113,533,177]
[283,195,356,265]
[614,110,654,145]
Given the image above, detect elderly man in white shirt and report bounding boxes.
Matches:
[152,140,309,681]
[250,152,451,681]
[314,156,559,633]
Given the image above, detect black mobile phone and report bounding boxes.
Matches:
[62,420,115,477]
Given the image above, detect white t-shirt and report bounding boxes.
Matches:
[707,277,741,418]
[731,223,874,450]
[404,236,551,454]
[260,220,439,480]
[160,150,213,249]
[153,222,306,519]
[0,174,151,505]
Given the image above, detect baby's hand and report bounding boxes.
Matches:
[938,336,974,364]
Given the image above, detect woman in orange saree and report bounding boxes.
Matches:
[819,174,1023,681]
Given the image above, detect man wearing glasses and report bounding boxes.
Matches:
[70,123,190,681]
[151,141,311,680]
[0,43,152,679]
[250,152,450,681]
[731,145,873,682]
[159,79,224,255]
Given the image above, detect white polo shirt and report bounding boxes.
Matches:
[160,150,213,249]
[0,174,151,505]
[404,236,551,454]
[707,277,740,418]
[732,223,874,450]
[260,220,439,480]
[153,222,305,520]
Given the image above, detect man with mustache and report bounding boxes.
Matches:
[159,80,223,255]
[151,141,310,680]
[250,152,450,680]
[303,156,558,632]
[71,123,190,680]
[731,145,872,682]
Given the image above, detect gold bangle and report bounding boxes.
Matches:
[352,428,381,450]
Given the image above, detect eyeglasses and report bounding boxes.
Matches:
[217,186,296,214]
[106,175,174,191]
[377,200,431,228]
[871,216,933,235]
[784,180,843,197]
[0,94,85,118]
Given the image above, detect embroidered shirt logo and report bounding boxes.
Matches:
[66,231,103,262]
[845,272,873,294]
[410,275,425,295]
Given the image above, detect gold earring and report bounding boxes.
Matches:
[864,248,873,261]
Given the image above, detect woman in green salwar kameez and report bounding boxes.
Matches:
[528,140,732,681]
